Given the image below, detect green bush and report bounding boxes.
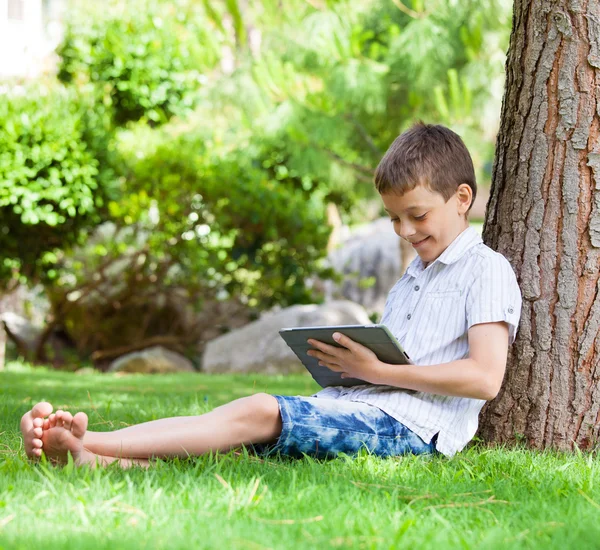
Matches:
[0,84,115,284]
[57,0,221,126]
[44,127,334,358]
[111,128,333,308]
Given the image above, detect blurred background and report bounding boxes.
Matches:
[0,0,512,374]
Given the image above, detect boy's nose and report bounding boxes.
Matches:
[399,222,417,240]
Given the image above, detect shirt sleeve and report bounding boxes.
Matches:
[465,253,522,344]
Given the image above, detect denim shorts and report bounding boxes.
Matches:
[255,395,436,460]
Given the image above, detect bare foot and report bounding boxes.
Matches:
[20,402,53,460]
[41,409,98,466]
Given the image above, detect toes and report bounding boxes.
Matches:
[32,448,42,458]
[55,410,64,427]
[62,412,73,431]
[48,414,57,428]
[32,438,43,449]
[32,402,53,419]
[71,412,89,439]
[20,403,52,435]
[42,418,50,430]
[33,427,43,438]
[33,418,43,429]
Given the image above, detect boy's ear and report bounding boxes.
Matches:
[456,184,473,214]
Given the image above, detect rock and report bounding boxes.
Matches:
[0,311,77,365]
[202,300,371,374]
[0,312,43,356]
[322,218,403,315]
[108,346,196,374]
[0,285,49,326]
[74,367,97,376]
[0,282,59,369]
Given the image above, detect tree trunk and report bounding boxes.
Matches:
[479,0,600,449]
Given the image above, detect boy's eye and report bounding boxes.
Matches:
[388,214,427,223]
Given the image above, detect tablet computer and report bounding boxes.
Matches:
[279,324,411,388]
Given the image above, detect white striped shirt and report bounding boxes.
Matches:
[314,226,522,457]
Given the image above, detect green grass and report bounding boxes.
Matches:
[1,363,599,550]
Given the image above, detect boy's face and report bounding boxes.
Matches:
[381,183,472,266]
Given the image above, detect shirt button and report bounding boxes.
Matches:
[414,285,420,291]
[407,314,412,320]
[508,307,514,314]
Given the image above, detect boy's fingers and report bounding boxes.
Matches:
[307,339,344,356]
[316,355,341,367]
[332,333,359,351]
[323,362,342,371]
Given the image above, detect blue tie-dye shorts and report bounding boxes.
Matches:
[254,395,437,460]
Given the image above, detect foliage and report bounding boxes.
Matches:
[56,0,222,126]
[3,365,600,549]
[212,0,512,222]
[0,83,116,287]
[120,129,333,307]
[43,125,333,358]
[1,0,514,362]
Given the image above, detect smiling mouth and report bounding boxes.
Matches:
[411,237,430,247]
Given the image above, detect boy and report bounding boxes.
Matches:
[20,122,522,466]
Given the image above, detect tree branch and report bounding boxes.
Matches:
[390,0,428,19]
[343,113,383,156]
[319,146,375,181]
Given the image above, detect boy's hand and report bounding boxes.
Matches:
[306,333,382,384]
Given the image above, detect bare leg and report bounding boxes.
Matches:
[25,393,282,467]
[82,393,282,458]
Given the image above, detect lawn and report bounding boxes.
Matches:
[1,363,599,550]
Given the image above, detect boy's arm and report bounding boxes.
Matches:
[372,322,509,400]
[308,322,510,401]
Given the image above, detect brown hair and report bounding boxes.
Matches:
[374,122,476,210]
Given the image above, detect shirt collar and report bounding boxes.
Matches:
[406,226,483,277]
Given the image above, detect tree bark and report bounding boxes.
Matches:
[480,0,600,449]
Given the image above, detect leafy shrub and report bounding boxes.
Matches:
[45,127,333,359]
[111,128,334,308]
[56,0,221,126]
[0,84,116,285]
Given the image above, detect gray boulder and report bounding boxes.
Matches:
[0,285,49,326]
[74,367,98,376]
[0,311,77,365]
[202,300,371,374]
[0,312,43,356]
[108,346,196,374]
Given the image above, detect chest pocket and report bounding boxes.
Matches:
[423,289,463,300]
[417,289,465,344]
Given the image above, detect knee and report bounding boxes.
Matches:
[244,393,281,423]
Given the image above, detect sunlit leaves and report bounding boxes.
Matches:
[0,85,114,284]
[56,0,223,126]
